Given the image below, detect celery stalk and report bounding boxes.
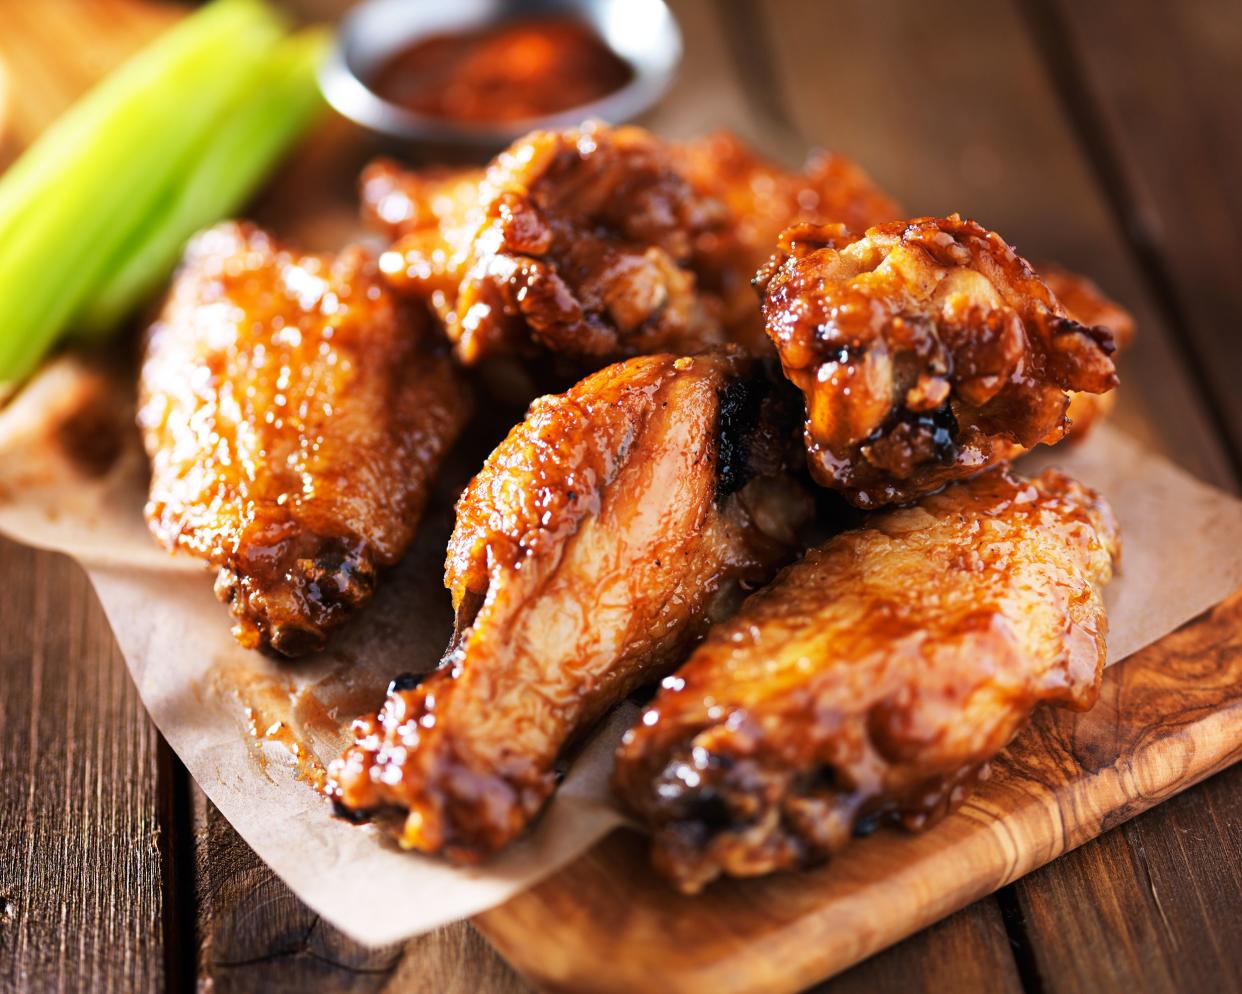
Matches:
[0,0,294,389]
[77,29,329,338]
[0,0,279,245]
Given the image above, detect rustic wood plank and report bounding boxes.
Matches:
[806,902,1023,994]
[0,6,194,992]
[756,0,1235,490]
[474,587,1242,994]
[1006,762,1242,994]
[1036,0,1242,465]
[0,536,167,994]
[192,788,532,994]
[0,0,179,155]
[192,787,402,994]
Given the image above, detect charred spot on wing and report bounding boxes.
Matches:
[387,671,424,695]
[713,372,768,500]
[923,403,960,465]
[331,798,372,825]
[713,369,803,502]
[1050,314,1117,356]
[626,680,660,707]
[684,789,733,835]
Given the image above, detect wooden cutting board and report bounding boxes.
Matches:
[473,589,1242,993]
[5,4,1241,994]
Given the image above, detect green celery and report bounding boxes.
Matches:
[0,0,279,246]
[77,28,329,338]
[0,0,288,390]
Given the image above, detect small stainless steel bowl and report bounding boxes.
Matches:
[318,0,683,148]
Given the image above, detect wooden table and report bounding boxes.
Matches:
[2,1,1240,991]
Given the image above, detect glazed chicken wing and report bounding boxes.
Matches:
[376,123,724,364]
[366,124,897,364]
[328,350,812,860]
[139,222,470,656]
[1040,264,1136,440]
[360,159,487,258]
[614,467,1119,893]
[756,216,1119,507]
[672,132,898,352]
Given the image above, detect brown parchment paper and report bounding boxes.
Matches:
[2,355,1240,946]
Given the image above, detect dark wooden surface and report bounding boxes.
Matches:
[0,1,1240,992]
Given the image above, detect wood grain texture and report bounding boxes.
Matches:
[192,780,531,994]
[0,536,167,994]
[192,786,401,994]
[0,0,178,159]
[1040,0,1242,471]
[1012,762,1242,994]
[474,588,1242,994]
[806,902,1023,994]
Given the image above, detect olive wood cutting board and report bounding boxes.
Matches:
[473,587,1242,994]
[5,5,1242,994]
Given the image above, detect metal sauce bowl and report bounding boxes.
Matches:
[318,0,683,148]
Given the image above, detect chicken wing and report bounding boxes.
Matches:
[614,467,1119,893]
[139,222,470,656]
[360,158,487,263]
[375,123,724,365]
[367,124,897,364]
[755,216,1119,508]
[1040,264,1136,440]
[672,132,898,352]
[327,349,812,860]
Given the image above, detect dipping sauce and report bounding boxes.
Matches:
[370,17,635,124]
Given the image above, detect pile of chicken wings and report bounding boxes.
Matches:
[139,122,1127,891]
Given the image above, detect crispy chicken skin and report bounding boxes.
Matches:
[376,123,724,364]
[673,132,898,352]
[366,124,898,363]
[614,467,1120,893]
[360,159,487,255]
[1040,264,1136,440]
[328,350,813,860]
[755,216,1119,508]
[139,222,470,656]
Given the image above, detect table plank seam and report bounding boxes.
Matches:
[718,0,802,152]
[157,740,197,994]
[996,887,1047,994]
[1019,0,1242,485]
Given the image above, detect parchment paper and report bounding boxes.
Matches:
[2,355,1240,947]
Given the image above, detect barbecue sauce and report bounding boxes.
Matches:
[371,17,634,124]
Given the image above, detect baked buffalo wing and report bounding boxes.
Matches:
[328,350,812,859]
[614,467,1119,893]
[368,124,897,363]
[1040,264,1136,440]
[139,222,469,656]
[756,216,1119,508]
